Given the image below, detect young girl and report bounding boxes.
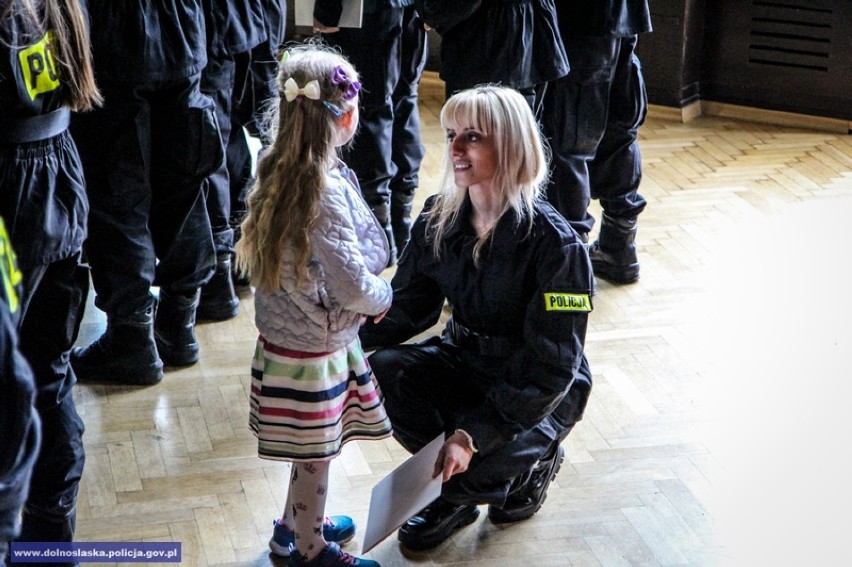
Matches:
[235,43,392,567]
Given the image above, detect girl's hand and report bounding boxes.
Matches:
[433,432,474,482]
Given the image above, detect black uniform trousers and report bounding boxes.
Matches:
[72,74,220,316]
[324,6,427,253]
[202,55,240,255]
[8,257,87,567]
[542,34,648,235]
[1,132,89,565]
[368,336,583,508]
[227,16,285,237]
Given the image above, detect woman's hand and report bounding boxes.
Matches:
[313,18,340,34]
[373,306,391,324]
[433,431,474,482]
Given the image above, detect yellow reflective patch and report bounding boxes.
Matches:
[0,218,22,313]
[544,292,591,312]
[18,30,60,101]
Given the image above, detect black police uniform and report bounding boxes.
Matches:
[541,0,652,250]
[202,0,265,258]
[424,0,569,108]
[71,0,220,320]
[1,10,89,563]
[0,218,40,564]
[227,0,286,236]
[360,196,594,507]
[314,0,428,265]
[198,0,267,319]
[70,1,223,376]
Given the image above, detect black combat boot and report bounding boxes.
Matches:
[71,307,163,385]
[487,444,565,524]
[154,288,200,366]
[391,190,415,258]
[588,213,640,283]
[398,497,480,550]
[198,253,240,321]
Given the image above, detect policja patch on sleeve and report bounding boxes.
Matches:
[543,292,592,312]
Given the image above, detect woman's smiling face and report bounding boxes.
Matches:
[447,126,498,193]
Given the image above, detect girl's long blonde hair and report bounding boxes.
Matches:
[2,0,102,111]
[427,85,549,264]
[235,42,360,293]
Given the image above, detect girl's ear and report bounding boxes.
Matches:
[340,109,355,131]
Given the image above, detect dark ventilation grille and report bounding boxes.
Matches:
[749,1,832,72]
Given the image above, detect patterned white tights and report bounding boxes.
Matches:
[282,461,330,561]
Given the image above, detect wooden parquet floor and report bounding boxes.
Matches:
[72,73,852,566]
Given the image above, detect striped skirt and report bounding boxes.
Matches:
[249,335,392,461]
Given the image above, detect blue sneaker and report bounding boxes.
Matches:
[269,516,357,557]
[288,542,379,567]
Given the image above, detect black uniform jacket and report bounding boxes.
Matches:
[360,195,594,455]
[0,10,87,270]
[204,0,267,57]
[84,0,207,82]
[556,0,652,37]
[437,0,570,90]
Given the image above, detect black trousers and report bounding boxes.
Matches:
[228,41,281,236]
[541,35,648,235]
[323,7,428,239]
[72,74,220,315]
[13,255,88,567]
[368,337,576,508]
[201,53,240,255]
[1,129,90,565]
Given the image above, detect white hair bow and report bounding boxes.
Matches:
[283,78,321,102]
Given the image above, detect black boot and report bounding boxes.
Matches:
[391,190,415,258]
[154,288,200,366]
[487,444,565,524]
[198,253,239,321]
[589,213,640,283]
[397,497,479,551]
[71,307,163,385]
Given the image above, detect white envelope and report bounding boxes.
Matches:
[294,0,364,28]
[361,434,445,553]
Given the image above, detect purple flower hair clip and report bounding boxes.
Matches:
[330,65,361,101]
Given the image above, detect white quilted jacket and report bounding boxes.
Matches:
[254,161,392,352]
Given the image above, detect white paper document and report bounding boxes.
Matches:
[295,0,364,28]
[361,434,445,553]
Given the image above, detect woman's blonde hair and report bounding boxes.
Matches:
[235,41,360,293]
[427,85,549,263]
[2,0,101,111]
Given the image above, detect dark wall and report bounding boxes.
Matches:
[638,0,705,108]
[700,0,851,120]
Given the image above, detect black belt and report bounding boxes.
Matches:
[446,318,517,357]
[0,108,70,144]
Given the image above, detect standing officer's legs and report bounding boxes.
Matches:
[198,54,240,322]
[15,257,88,566]
[328,9,402,264]
[149,74,219,367]
[388,5,427,257]
[542,35,619,239]
[587,36,648,283]
[71,83,164,385]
